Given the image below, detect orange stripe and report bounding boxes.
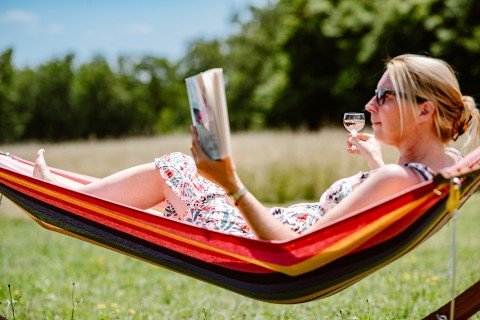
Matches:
[1,169,446,276]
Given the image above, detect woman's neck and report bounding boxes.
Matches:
[397,138,452,173]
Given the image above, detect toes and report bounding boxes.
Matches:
[33,149,48,179]
[36,149,46,161]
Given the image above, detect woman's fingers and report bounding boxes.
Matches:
[190,126,206,162]
[346,133,376,155]
[346,135,361,154]
[348,132,372,142]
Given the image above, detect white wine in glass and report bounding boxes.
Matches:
[343,112,365,150]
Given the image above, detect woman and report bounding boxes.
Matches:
[34,54,479,241]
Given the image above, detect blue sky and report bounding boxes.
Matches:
[0,0,268,68]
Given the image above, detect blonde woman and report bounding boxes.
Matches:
[34,54,479,241]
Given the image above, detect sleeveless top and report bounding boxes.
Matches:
[154,151,457,239]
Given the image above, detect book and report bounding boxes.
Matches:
[185,68,231,160]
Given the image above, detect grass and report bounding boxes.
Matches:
[1,130,479,319]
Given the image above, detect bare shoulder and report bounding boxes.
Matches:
[368,163,425,188]
[311,163,427,229]
[345,163,425,209]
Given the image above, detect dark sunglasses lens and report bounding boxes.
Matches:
[375,89,386,105]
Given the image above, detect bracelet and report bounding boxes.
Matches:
[229,186,249,205]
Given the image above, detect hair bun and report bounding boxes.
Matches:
[452,96,479,141]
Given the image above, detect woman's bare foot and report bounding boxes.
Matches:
[33,149,58,183]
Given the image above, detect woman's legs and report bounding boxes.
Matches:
[33,149,167,210]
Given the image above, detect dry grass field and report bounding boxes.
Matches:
[0,128,399,215]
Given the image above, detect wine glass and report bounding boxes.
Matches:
[343,112,365,150]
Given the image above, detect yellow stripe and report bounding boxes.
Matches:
[10,202,366,304]
[0,170,447,276]
[271,204,452,303]
[2,171,295,270]
[272,192,440,275]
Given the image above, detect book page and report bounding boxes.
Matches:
[202,69,231,158]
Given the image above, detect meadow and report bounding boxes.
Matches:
[1,130,479,319]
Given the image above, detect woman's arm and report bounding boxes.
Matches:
[190,127,297,240]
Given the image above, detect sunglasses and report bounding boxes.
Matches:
[375,88,396,105]
[374,88,426,106]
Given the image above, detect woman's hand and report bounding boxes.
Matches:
[190,126,299,240]
[347,133,385,170]
[190,126,243,194]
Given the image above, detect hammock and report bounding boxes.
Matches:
[1,149,480,307]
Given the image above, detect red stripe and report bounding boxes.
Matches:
[0,165,444,270]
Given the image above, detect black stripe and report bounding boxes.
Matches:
[0,182,452,303]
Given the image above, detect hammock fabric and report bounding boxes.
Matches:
[1,149,480,305]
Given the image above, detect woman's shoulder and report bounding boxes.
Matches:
[329,164,426,216]
[372,163,417,175]
[371,163,430,184]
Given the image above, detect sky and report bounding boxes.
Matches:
[0,0,268,68]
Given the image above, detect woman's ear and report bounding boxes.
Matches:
[418,101,436,122]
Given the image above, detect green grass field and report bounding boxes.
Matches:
[1,131,479,319]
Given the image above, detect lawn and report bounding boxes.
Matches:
[1,131,479,319]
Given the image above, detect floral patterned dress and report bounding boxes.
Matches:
[155,152,436,239]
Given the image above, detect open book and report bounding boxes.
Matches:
[185,68,231,160]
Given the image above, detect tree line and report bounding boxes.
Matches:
[1,0,479,142]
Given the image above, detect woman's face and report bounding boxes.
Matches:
[365,71,417,147]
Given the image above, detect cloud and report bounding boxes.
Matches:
[121,23,154,36]
[46,23,64,34]
[1,10,64,35]
[0,9,38,24]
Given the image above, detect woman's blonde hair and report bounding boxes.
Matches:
[386,54,479,150]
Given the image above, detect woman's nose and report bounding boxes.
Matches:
[365,97,377,113]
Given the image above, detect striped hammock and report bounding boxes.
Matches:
[1,149,480,305]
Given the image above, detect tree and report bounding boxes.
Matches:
[225,2,291,129]
[21,54,75,141]
[263,0,480,129]
[133,56,189,133]
[0,49,17,141]
[2,0,479,142]
[71,56,134,138]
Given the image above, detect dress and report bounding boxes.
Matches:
[155,152,437,239]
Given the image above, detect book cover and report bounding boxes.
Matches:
[185,68,231,160]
